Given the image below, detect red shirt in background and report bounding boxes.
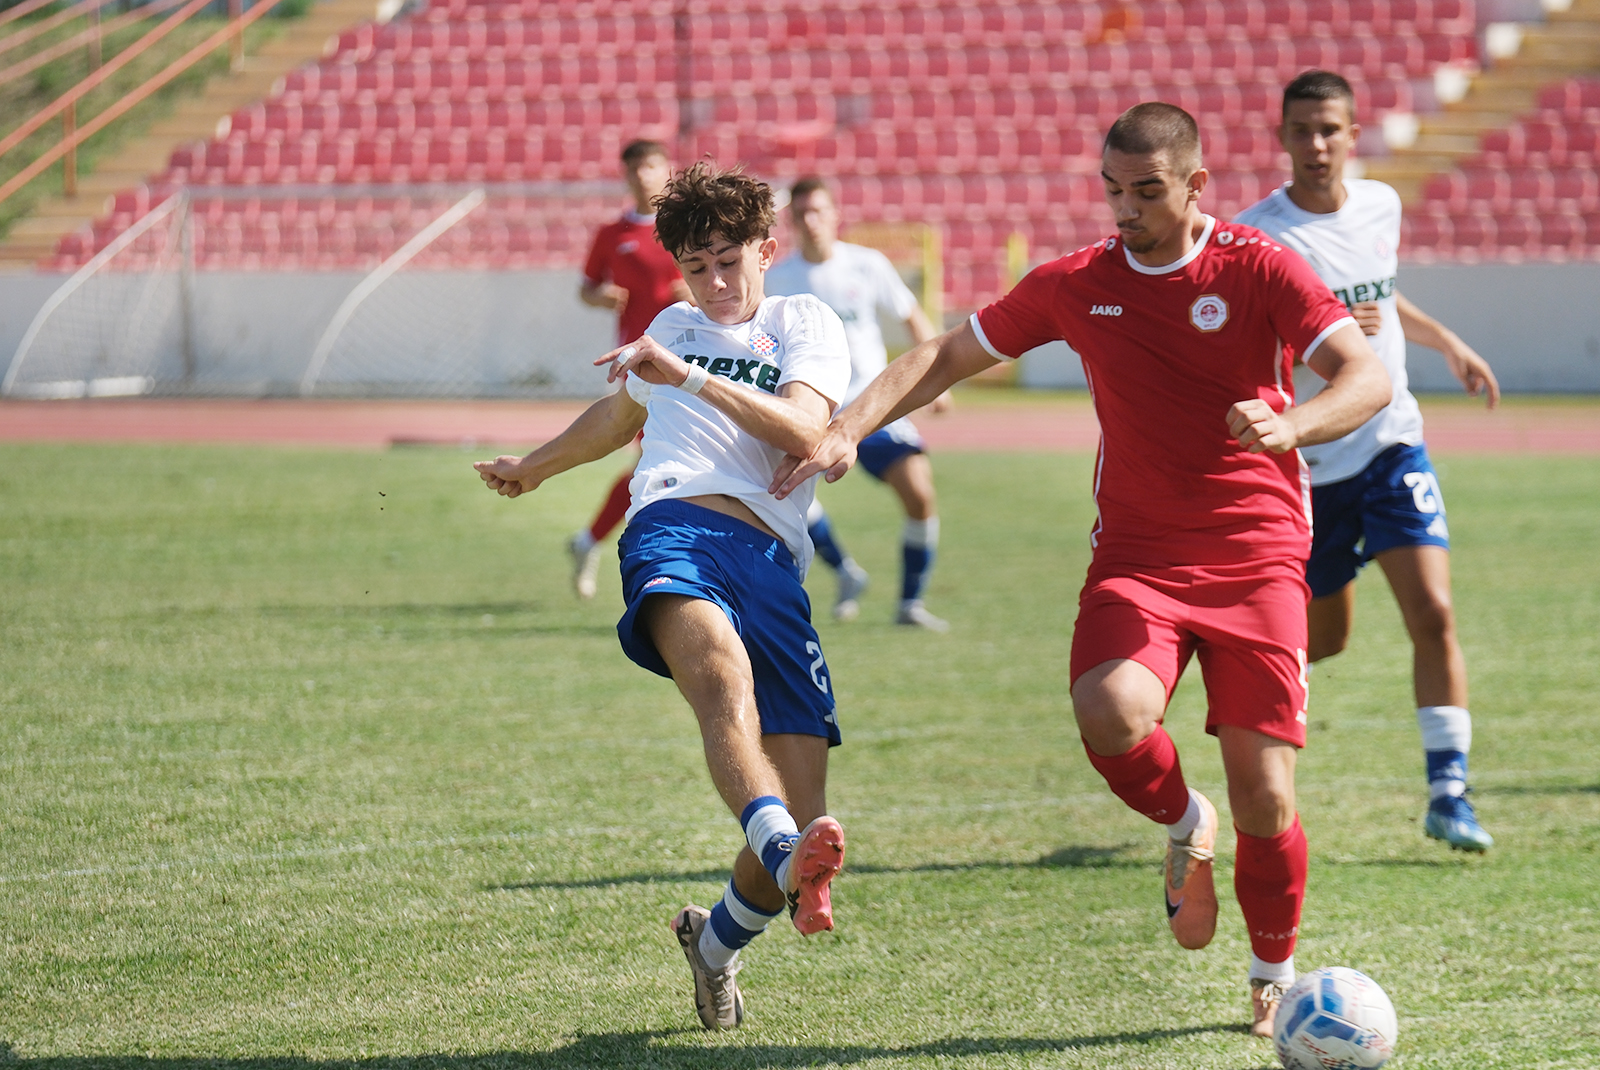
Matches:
[583,210,684,345]
[973,215,1354,568]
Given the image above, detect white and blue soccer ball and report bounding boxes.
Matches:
[1274,966,1399,1070]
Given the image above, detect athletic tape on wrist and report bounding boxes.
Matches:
[680,364,711,394]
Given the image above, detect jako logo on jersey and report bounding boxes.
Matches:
[748,332,780,357]
[1190,293,1229,332]
[1090,304,1123,316]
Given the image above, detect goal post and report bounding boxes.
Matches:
[298,188,486,396]
[4,192,191,399]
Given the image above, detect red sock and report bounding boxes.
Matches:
[1082,726,1191,824]
[588,473,633,542]
[1234,816,1308,964]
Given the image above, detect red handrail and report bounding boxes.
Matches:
[0,0,190,90]
[0,0,213,163]
[0,0,63,32]
[0,0,289,210]
[0,0,115,59]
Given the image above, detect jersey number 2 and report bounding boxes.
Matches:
[1403,471,1443,514]
[805,642,830,694]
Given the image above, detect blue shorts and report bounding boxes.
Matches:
[616,499,840,745]
[1307,442,1451,599]
[857,417,925,481]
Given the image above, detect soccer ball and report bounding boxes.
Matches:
[1274,966,1398,1070]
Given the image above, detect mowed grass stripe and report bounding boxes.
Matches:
[0,443,1596,1068]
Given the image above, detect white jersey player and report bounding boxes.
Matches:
[765,177,948,630]
[476,163,851,1030]
[1235,69,1500,851]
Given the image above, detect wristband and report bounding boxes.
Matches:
[680,364,711,394]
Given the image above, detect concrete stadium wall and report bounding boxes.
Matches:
[3,262,1598,397]
[0,269,618,398]
[1017,262,1600,394]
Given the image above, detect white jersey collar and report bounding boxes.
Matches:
[1123,214,1216,275]
[623,209,656,225]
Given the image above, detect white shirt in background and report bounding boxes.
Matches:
[766,242,922,405]
[1234,179,1423,486]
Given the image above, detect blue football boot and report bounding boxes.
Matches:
[1424,793,1494,851]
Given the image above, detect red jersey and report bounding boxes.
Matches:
[973,216,1353,567]
[583,211,684,345]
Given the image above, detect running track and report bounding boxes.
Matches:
[2,396,1598,452]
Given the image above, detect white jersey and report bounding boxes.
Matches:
[765,242,921,404]
[1234,179,1423,485]
[624,294,851,575]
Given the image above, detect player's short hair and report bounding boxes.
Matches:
[1103,102,1202,176]
[620,139,668,165]
[1282,70,1357,121]
[788,175,833,206]
[653,162,776,257]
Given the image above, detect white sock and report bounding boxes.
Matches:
[1250,953,1295,986]
[1416,705,1472,752]
[902,515,940,549]
[570,529,596,554]
[743,799,801,889]
[1165,789,1204,842]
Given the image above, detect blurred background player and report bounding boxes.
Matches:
[567,139,693,599]
[1235,70,1500,852]
[477,164,849,1030]
[765,177,948,630]
[772,103,1391,1035]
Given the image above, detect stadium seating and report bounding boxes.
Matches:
[53,0,1586,308]
[1405,75,1600,262]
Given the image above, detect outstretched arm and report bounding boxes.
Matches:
[770,321,999,497]
[1397,291,1499,408]
[1228,322,1392,453]
[602,337,833,457]
[475,387,646,497]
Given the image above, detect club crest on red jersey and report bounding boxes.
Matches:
[1190,294,1229,332]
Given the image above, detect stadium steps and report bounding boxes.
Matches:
[0,0,389,267]
[1365,0,1600,201]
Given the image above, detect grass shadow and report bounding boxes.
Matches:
[492,844,1148,892]
[1476,783,1600,796]
[0,1023,1254,1069]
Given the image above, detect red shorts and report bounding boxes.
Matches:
[1069,558,1311,747]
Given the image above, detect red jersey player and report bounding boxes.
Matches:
[567,139,692,598]
[773,104,1391,1035]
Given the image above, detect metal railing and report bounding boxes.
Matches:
[0,0,287,206]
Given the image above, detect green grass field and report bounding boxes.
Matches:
[1,439,1596,1069]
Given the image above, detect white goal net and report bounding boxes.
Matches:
[3,194,192,399]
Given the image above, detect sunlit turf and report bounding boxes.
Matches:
[0,438,1596,1069]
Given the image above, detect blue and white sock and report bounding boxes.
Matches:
[699,878,782,969]
[1417,705,1472,799]
[900,516,939,604]
[741,795,800,889]
[806,500,847,571]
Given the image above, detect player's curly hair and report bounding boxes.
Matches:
[652,162,775,258]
